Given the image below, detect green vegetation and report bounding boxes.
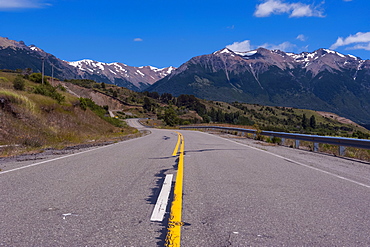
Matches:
[28,73,44,84]
[13,75,25,90]
[33,83,65,103]
[65,79,102,89]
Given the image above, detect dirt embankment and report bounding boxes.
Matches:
[317,111,361,127]
[51,81,128,111]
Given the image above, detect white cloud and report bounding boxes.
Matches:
[296,34,307,41]
[254,0,290,17]
[254,0,324,18]
[260,41,296,51]
[0,0,49,9]
[226,40,298,52]
[133,38,143,42]
[349,44,370,51]
[330,32,370,50]
[226,40,252,52]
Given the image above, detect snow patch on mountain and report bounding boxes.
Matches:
[67,59,176,90]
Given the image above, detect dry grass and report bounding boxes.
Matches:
[0,73,138,157]
[0,89,36,113]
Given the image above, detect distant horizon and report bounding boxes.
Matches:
[1,0,370,67]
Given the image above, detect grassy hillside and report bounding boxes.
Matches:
[0,71,137,157]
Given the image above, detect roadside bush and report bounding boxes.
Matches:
[255,134,265,141]
[271,136,281,144]
[13,76,25,91]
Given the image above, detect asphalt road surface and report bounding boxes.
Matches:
[1,119,369,246]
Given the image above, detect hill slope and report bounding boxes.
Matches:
[0,71,136,157]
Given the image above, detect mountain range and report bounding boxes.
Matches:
[1,36,370,127]
[0,37,174,91]
[149,47,370,126]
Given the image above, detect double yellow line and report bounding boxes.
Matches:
[166,131,185,247]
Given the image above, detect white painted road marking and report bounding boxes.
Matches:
[150,174,173,222]
[62,213,72,220]
[62,213,78,220]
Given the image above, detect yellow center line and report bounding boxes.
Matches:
[166,131,185,247]
[172,131,182,157]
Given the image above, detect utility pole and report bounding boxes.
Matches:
[51,63,54,85]
[41,57,45,84]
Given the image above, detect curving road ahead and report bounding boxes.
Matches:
[0,119,369,246]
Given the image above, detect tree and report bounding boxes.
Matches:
[160,93,173,104]
[163,107,179,126]
[101,82,106,89]
[143,97,152,112]
[13,75,25,90]
[310,115,317,129]
[302,114,308,129]
[113,90,118,98]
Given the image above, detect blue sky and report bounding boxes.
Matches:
[1,0,370,68]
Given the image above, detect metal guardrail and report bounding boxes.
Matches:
[180,126,370,155]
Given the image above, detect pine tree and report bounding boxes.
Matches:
[310,115,317,129]
[302,114,308,129]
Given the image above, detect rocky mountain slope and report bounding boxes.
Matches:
[148,47,370,126]
[0,37,175,91]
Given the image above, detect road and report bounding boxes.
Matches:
[1,119,369,246]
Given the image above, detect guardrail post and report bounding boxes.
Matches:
[314,143,319,152]
[339,146,346,156]
[281,138,285,145]
[295,140,300,149]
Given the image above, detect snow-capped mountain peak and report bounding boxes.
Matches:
[66,59,176,90]
[210,47,368,77]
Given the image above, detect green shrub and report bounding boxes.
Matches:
[13,76,25,91]
[271,136,281,144]
[29,73,43,83]
[33,84,65,103]
[57,84,66,92]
